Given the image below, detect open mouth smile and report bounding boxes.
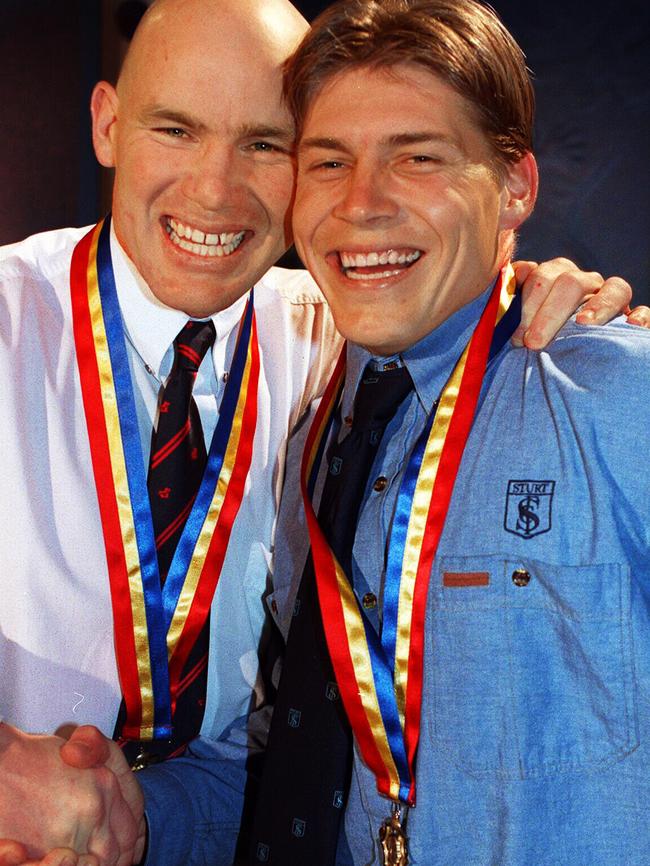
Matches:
[337,248,422,280]
[165,217,246,258]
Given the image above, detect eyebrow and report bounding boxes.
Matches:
[141,106,209,133]
[299,131,461,153]
[237,123,295,145]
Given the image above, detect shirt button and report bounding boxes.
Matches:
[373,476,388,492]
[511,568,531,587]
[343,415,353,426]
[362,592,377,610]
[222,371,230,383]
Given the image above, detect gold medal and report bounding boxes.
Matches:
[379,802,409,865]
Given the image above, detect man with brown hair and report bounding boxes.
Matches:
[246,1,650,864]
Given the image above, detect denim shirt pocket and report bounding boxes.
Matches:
[429,555,638,779]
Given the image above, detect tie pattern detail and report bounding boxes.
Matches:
[147,319,216,579]
[116,318,216,766]
[250,363,413,865]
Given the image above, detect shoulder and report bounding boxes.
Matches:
[0,226,89,282]
[253,265,340,367]
[494,317,650,430]
[535,317,650,386]
[253,266,342,423]
[253,265,326,305]
[0,226,90,319]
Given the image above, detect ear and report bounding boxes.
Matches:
[498,151,538,231]
[90,81,119,168]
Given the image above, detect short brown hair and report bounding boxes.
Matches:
[284,0,534,168]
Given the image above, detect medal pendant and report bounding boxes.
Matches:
[379,802,409,866]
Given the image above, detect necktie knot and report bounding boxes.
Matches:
[173,319,216,374]
[351,363,413,431]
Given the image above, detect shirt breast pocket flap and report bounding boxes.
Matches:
[429,555,638,779]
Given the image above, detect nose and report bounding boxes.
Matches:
[181,142,245,211]
[332,163,400,226]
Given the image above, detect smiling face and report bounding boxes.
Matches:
[91,0,308,316]
[294,63,536,356]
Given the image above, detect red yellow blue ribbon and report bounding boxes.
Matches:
[301,266,519,805]
[71,217,259,740]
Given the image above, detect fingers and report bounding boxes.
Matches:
[132,819,147,866]
[40,850,96,866]
[0,841,29,866]
[103,741,145,824]
[575,276,633,326]
[510,259,537,287]
[512,258,635,349]
[59,727,111,770]
[626,305,650,328]
[58,732,143,866]
[0,846,96,866]
[513,258,599,349]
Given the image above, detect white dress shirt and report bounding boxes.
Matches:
[0,225,340,740]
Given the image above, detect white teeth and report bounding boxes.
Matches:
[166,219,245,257]
[339,249,421,271]
[347,269,404,281]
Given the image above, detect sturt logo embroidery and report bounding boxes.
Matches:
[504,480,555,539]
[292,819,307,838]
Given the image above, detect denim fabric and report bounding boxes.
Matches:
[272,294,650,865]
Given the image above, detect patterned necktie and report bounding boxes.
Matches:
[250,363,413,865]
[116,318,216,766]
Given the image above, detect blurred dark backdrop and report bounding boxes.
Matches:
[1,0,647,300]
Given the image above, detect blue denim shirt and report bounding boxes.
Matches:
[272,286,650,866]
[141,289,650,865]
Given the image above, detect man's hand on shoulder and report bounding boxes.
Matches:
[0,724,145,866]
[512,257,649,349]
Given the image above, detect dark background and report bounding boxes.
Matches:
[1,0,648,301]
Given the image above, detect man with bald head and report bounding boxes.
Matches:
[0,0,639,861]
[1,0,323,861]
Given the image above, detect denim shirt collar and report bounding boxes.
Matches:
[342,280,496,418]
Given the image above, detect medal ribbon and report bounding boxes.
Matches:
[71,217,259,739]
[301,266,519,805]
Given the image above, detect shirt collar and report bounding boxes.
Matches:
[110,224,248,379]
[343,279,495,417]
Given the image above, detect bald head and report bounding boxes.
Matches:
[119,0,309,98]
[91,0,309,316]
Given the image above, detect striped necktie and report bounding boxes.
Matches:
[116,318,216,766]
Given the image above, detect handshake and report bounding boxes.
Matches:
[0,723,145,866]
